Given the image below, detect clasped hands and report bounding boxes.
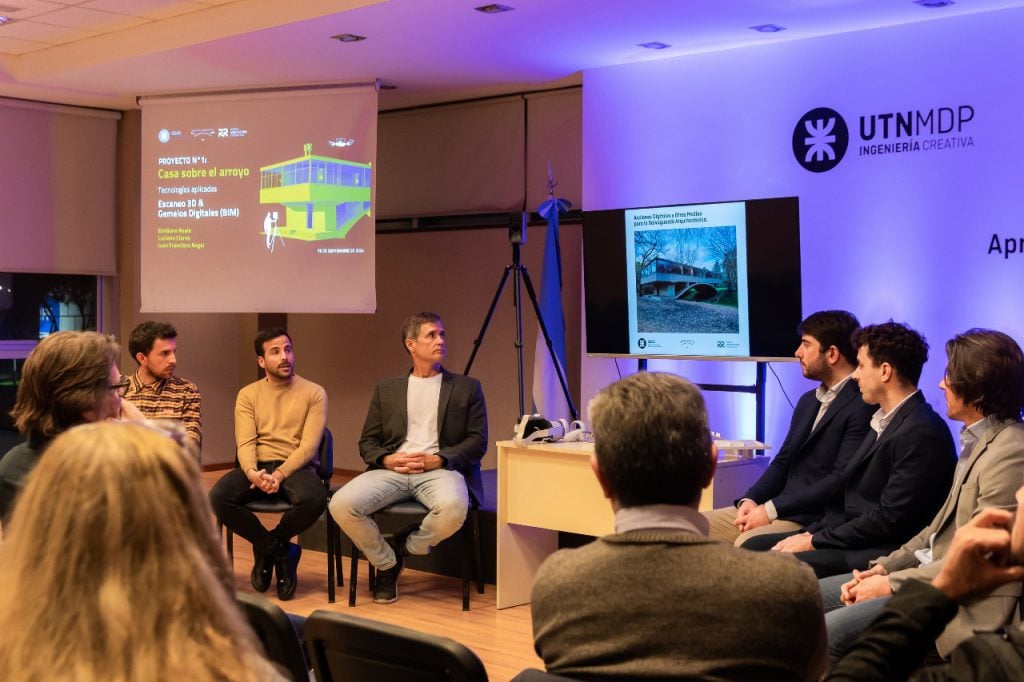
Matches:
[839,508,1024,606]
[247,467,284,493]
[382,451,443,474]
[840,565,891,605]
[733,499,771,533]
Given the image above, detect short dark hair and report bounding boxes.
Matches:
[852,321,929,387]
[254,327,291,358]
[128,321,177,361]
[11,331,120,442]
[589,372,713,508]
[945,329,1024,422]
[798,310,860,366]
[401,312,442,353]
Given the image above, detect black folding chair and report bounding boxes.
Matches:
[222,428,342,601]
[305,609,488,681]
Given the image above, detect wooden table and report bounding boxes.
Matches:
[495,439,770,608]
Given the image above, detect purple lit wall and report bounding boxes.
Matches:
[579,8,1024,447]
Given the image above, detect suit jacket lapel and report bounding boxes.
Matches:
[436,368,453,434]
[933,420,1008,533]
[844,391,923,475]
[398,375,410,435]
[808,380,857,438]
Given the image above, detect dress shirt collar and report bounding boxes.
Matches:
[131,371,168,394]
[870,390,919,437]
[614,504,709,536]
[815,373,854,403]
[959,415,993,459]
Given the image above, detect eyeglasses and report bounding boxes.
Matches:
[109,379,131,397]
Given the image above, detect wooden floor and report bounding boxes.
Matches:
[203,470,544,682]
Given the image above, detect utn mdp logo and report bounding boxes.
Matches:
[793,107,849,173]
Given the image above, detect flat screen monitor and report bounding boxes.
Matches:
[583,196,802,361]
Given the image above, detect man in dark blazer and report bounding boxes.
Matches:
[329,312,487,604]
[706,310,875,545]
[743,322,956,579]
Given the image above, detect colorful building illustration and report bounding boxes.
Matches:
[259,144,372,240]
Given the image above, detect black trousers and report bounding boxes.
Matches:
[739,530,852,579]
[209,461,327,556]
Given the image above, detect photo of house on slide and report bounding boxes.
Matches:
[258,144,372,247]
[634,225,739,333]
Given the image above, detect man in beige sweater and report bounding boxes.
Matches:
[529,372,827,681]
[209,327,328,600]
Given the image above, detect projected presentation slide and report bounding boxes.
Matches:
[140,86,378,313]
[624,201,750,357]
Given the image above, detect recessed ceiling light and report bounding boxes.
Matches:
[914,0,954,7]
[475,4,514,14]
[638,41,670,50]
[750,24,786,33]
[331,33,366,43]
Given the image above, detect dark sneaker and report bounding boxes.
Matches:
[391,527,414,558]
[250,548,275,593]
[275,543,302,601]
[372,552,404,604]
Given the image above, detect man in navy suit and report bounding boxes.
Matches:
[329,312,488,604]
[743,322,956,579]
[706,310,875,545]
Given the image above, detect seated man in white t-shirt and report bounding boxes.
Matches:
[329,312,488,604]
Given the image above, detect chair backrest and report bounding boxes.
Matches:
[235,592,310,682]
[510,669,581,681]
[305,609,488,682]
[315,427,334,483]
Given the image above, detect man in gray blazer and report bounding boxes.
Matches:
[329,312,487,604]
[820,328,1024,661]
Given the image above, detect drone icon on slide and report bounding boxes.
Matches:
[328,137,355,147]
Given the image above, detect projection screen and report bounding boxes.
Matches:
[140,83,378,313]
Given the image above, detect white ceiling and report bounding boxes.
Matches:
[0,0,1021,111]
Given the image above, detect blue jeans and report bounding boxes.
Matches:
[820,572,890,663]
[329,468,468,570]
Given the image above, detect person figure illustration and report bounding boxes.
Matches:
[263,211,281,252]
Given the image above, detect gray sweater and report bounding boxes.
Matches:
[531,530,826,681]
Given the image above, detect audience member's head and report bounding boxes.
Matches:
[10,331,121,443]
[589,372,714,508]
[942,329,1024,422]
[0,421,278,681]
[852,321,929,388]
[797,310,860,367]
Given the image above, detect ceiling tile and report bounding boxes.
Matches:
[81,0,209,21]
[31,5,151,31]
[0,19,97,43]
[0,1,69,21]
[0,34,51,55]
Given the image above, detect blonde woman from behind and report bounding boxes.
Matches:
[0,421,284,682]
